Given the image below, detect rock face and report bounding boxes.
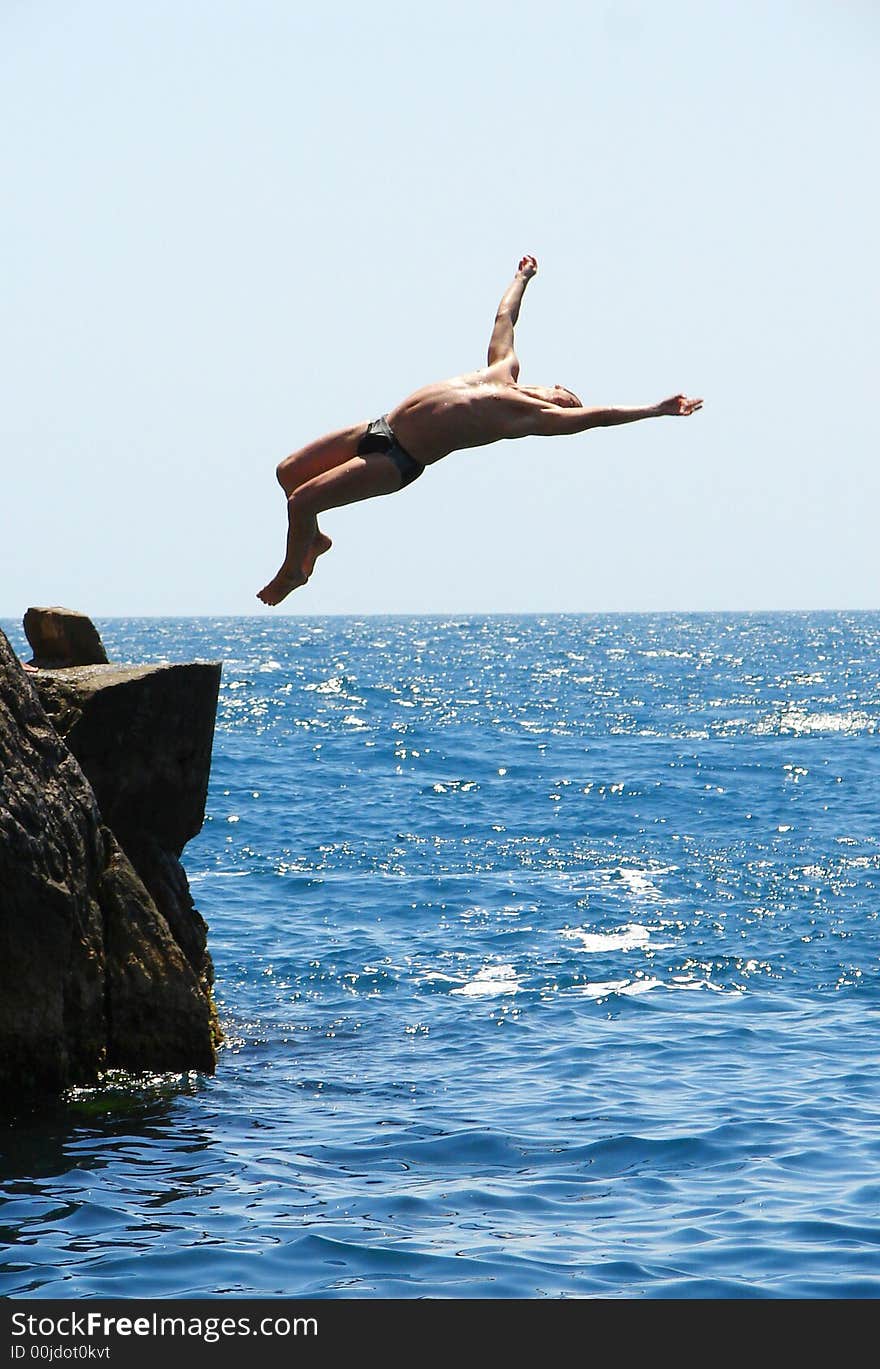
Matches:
[32,661,221,1006]
[32,662,219,855]
[0,639,106,1093]
[23,606,109,668]
[0,626,221,1100]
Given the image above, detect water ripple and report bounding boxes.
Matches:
[3,612,880,1297]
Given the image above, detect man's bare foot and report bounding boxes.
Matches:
[303,531,333,578]
[257,567,308,606]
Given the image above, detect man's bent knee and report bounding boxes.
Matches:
[287,486,318,517]
[277,455,301,492]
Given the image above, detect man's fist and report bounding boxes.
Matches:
[659,394,703,416]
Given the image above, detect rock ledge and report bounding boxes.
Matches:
[0,617,222,1100]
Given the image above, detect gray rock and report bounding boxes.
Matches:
[0,638,107,1093]
[32,661,222,855]
[115,831,213,997]
[23,606,109,668]
[100,832,215,1075]
[31,659,221,1010]
[0,629,218,1100]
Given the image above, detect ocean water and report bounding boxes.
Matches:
[2,611,880,1299]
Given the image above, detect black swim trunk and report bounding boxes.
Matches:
[356,415,424,488]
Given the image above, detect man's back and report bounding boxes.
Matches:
[388,365,572,465]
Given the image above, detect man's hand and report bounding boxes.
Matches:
[658,394,703,416]
[518,255,538,279]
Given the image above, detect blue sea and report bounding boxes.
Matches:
[2,612,880,1299]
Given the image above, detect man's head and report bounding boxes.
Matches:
[551,385,582,408]
[519,383,584,408]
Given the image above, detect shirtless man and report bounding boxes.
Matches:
[257,256,702,605]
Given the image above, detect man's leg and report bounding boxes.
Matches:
[273,423,364,584]
[257,453,401,606]
[302,525,333,577]
[275,424,365,495]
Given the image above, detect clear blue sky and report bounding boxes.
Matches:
[3,0,877,616]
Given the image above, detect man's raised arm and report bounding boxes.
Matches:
[535,394,703,436]
[487,255,538,371]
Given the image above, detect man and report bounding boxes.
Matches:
[257,256,702,605]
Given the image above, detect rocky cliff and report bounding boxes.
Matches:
[0,622,221,1099]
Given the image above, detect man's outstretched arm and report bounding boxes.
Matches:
[534,393,703,436]
[487,255,537,372]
